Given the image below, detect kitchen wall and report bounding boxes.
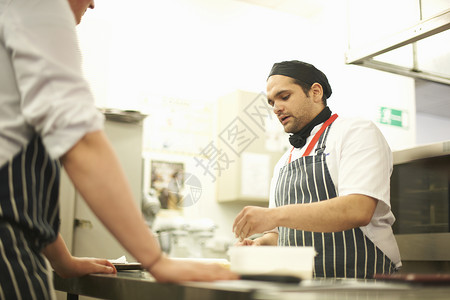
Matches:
[75,0,418,245]
[417,112,450,145]
[416,80,450,145]
[346,0,450,148]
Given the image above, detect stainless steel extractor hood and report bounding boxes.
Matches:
[345,3,450,86]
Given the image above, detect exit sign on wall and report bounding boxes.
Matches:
[378,107,409,128]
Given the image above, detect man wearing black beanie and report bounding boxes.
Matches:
[233,60,401,279]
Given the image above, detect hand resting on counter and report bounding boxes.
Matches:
[148,254,239,282]
[43,234,116,278]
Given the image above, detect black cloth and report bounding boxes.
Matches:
[268,60,332,100]
[289,107,332,148]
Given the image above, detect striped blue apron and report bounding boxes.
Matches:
[0,135,60,299]
[275,121,396,278]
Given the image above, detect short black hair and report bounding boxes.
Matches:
[269,60,332,105]
[292,78,328,106]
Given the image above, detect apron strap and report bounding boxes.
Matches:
[287,114,338,163]
[302,114,338,157]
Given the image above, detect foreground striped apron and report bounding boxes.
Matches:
[275,120,396,278]
[0,136,60,299]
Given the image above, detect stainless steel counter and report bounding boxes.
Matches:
[54,271,450,300]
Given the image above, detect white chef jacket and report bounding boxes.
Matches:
[0,0,104,168]
[269,117,402,267]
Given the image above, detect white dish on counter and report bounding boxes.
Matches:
[228,246,316,280]
[171,257,231,269]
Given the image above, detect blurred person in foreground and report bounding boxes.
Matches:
[0,0,237,298]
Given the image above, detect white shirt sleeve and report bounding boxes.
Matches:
[333,119,393,207]
[5,0,104,159]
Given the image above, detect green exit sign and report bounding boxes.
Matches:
[378,107,409,128]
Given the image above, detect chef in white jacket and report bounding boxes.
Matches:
[233,60,401,278]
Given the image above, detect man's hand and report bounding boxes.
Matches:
[234,231,278,247]
[234,238,261,246]
[52,257,117,278]
[232,206,277,241]
[43,234,116,278]
[148,256,239,282]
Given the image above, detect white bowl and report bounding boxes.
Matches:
[228,246,316,279]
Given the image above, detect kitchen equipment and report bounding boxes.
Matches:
[153,216,187,255]
[142,189,160,228]
[113,263,143,271]
[156,231,172,254]
[186,218,216,258]
[228,246,316,280]
[153,217,217,258]
[170,229,190,257]
[391,141,450,263]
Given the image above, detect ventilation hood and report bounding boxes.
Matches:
[345,4,450,86]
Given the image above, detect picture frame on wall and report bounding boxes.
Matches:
[150,160,185,210]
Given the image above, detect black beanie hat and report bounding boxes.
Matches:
[268,60,332,99]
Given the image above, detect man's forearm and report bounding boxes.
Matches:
[275,194,377,232]
[42,234,71,269]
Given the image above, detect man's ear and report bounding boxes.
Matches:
[310,83,324,103]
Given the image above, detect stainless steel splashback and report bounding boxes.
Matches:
[393,140,450,164]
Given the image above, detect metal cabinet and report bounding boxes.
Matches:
[59,115,144,260]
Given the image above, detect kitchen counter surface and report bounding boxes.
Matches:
[54,270,450,300]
